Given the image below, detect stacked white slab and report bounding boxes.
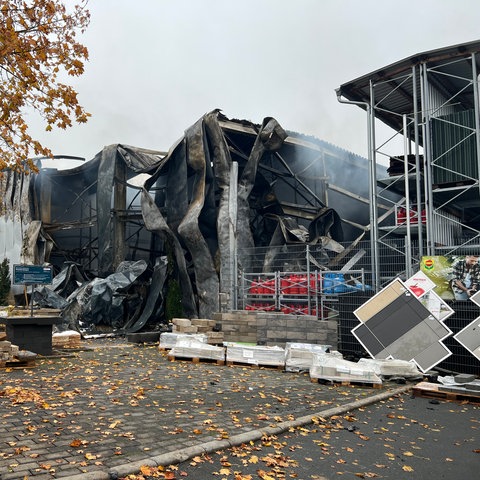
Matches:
[357,358,421,378]
[168,337,225,361]
[285,343,332,372]
[225,343,285,367]
[159,332,207,350]
[310,353,382,384]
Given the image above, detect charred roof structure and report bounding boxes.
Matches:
[0,110,379,333]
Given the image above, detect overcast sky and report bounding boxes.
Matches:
[30,0,480,166]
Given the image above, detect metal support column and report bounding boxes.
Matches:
[412,65,424,257]
[403,114,413,278]
[472,53,480,199]
[420,63,435,256]
[369,80,380,291]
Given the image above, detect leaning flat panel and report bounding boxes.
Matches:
[354,278,406,322]
[454,318,480,361]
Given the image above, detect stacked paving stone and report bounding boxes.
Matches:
[213,310,338,348]
[0,340,36,368]
[52,330,82,349]
[171,318,224,345]
[0,340,19,364]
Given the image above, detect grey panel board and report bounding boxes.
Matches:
[385,321,446,362]
[423,315,452,340]
[454,318,480,351]
[352,323,385,356]
[413,341,451,372]
[366,294,431,347]
[354,279,405,322]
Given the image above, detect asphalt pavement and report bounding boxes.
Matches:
[0,338,477,480]
[169,389,479,480]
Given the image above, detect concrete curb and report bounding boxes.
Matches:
[60,384,412,480]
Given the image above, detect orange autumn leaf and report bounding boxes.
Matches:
[0,0,90,173]
[257,470,275,480]
[140,465,156,475]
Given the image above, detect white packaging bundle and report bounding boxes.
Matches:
[310,353,382,384]
[357,358,421,378]
[168,337,225,361]
[159,332,207,349]
[285,343,332,372]
[226,344,285,366]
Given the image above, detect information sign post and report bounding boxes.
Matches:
[13,265,53,316]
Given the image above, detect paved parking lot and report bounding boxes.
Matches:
[0,339,414,479]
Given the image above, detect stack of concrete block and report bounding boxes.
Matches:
[213,311,338,348]
[212,311,258,344]
[171,318,224,345]
[52,330,82,349]
[0,340,19,364]
[0,340,23,366]
[172,318,199,334]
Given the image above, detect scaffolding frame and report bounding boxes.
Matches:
[338,41,480,289]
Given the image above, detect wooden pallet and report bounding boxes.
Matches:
[159,342,223,352]
[412,382,480,403]
[167,355,225,366]
[311,377,382,389]
[226,360,284,370]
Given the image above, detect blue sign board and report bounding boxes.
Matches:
[13,265,53,285]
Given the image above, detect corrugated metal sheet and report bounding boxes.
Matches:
[338,39,480,139]
[431,109,478,184]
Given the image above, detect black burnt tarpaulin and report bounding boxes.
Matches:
[96,144,167,276]
[123,256,168,333]
[236,117,288,273]
[61,260,149,332]
[140,113,289,319]
[19,111,347,330]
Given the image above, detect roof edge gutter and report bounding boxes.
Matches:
[335,88,380,292]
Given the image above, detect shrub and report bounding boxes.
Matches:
[0,258,11,305]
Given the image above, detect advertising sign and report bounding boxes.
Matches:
[420,255,480,300]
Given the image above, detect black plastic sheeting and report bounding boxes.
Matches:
[60,260,149,332]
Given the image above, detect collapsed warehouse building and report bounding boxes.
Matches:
[0,110,380,333]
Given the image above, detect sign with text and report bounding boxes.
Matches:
[13,265,53,285]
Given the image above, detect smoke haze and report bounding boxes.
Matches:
[27,0,480,165]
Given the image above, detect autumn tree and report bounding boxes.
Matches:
[0,0,90,172]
